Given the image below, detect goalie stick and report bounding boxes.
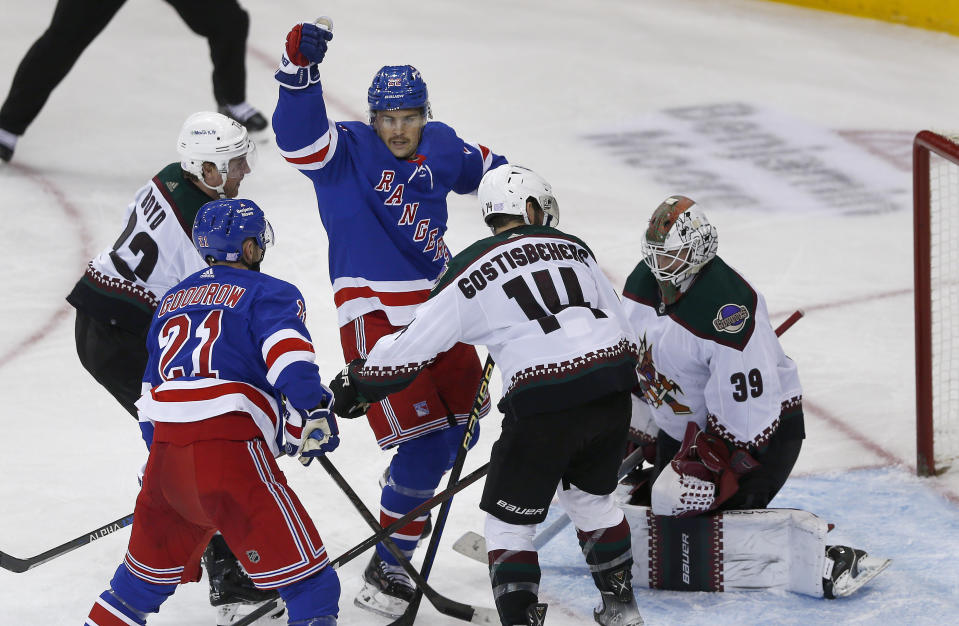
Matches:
[452,310,805,563]
[0,513,134,573]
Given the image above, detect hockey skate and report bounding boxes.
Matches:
[822,545,892,599]
[354,552,416,619]
[525,602,548,626]
[204,535,285,625]
[593,564,645,626]
[215,600,285,626]
[0,128,16,162]
[218,103,268,132]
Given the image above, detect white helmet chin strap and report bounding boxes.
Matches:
[199,165,229,198]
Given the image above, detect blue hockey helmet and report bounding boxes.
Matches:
[367,65,432,122]
[192,198,274,263]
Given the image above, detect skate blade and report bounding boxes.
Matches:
[353,581,410,620]
[833,556,892,597]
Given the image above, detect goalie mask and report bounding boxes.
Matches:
[478,165,559,232]
[642,195,718,305]
[177,111,257,197]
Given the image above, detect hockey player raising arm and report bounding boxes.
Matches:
[272,16,508,618]
[619,195,889,598]
[84,199,342,626]
[330,166,645,626]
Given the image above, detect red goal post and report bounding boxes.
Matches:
[914,130,959,476]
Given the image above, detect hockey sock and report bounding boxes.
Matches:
[577,517,634,599]
[376,429,453,565]
[86,564,175,625]
[279,565,340,622]
[488,549,541,625]
[86,591,147,626]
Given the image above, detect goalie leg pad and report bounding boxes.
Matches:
[622,505,832,596]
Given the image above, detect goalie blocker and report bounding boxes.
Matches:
[622,505,890,598]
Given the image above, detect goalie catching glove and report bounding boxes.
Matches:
[282,390,340,466]
[651,421,759,517]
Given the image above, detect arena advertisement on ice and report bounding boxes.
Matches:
[584,102,911,216]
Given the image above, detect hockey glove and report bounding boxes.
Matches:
[276,18,331,89]
[284,396,340,466]
[650,421,759,517]
[286,18,333,66]
[329,360,370,419]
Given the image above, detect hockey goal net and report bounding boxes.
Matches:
[914,130,959,476]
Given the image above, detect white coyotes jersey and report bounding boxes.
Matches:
[621,257,801,447]
[88,170,207,309]
[360,226,638,414]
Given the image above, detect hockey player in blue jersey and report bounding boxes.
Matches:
[85,199,342,626]
[272,16,508,618]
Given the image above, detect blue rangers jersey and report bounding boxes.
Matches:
[272,81,507,327]
[135,265,330,457]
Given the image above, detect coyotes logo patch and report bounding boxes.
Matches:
[637,334,691,415]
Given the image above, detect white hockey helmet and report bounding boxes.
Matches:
[478,165,559,232]
[641,195,718,303]
[177,111,257,196]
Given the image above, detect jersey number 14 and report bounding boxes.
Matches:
[503,267,606,334]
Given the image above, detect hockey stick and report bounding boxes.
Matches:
[775,309,804,337]
[318,456,497,624]
[237,401,495,626]
[231,599,284,626]
[391,354,495,626]
[329,461,489,569]
[0,513,134,573]
[452,309,806,563]
[453,444,648,563]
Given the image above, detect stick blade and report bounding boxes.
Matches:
[468,606,500,624]
[452,531,488,564]
[0,552,30,573]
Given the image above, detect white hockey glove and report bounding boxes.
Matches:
[651,421,759,517]
[275,18,332,89]
[283,394,340,466]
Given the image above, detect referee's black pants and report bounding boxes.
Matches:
[0,0,249,135]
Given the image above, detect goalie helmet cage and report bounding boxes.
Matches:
[913,130,959,476]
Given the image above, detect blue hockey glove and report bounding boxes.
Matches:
[329,360,370,419]
[298,406,340,466]
[284,402,340,466]
[276,18,332,89]
[282,386,340,466]
[286,18,333,66]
